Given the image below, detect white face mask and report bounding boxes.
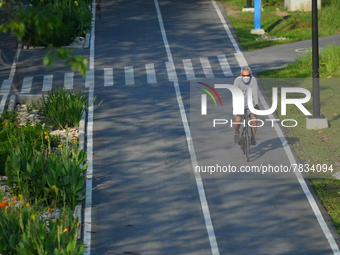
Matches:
[242,76,250,84]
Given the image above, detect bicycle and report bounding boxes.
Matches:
[239,107,251,162]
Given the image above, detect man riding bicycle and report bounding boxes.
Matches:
[233,68,259,146]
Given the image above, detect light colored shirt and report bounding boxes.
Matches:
[233,76,259,108]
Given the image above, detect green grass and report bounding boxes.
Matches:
[220,0,340,51]
[258,43,340,233]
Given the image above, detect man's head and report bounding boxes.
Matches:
[240,68,251,84]
[241,68,251,77]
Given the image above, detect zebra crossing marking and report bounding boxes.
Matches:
[1,79,11,93]
[182,59,196,80]
[64,72,74,89]
[200,57,214,78]
[217,55,233,76]
[104,68,114,86]
[146,63,157,84]
[21,77,33,94]
[42,75,53,92]
[125,66,134,85]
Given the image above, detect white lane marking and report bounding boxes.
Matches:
[83,0,96,253]
[200,57,214,78]
[234,52,248,70]
[146,63,157,84]
[104,68,114,86]
[155,0,220,254]
[42,75,53,92]
[21,77,33,94]
[125,66,134,85]
[9,42,22,82]
[165,61,177,82]
[1,79,11,94]
[217,55,233,76]
[0,93,8,114]
[211,0,340,253]
[0,43,21,115]
[64,72,74,90]
[182,59,196,80]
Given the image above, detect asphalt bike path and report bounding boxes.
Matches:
[1,0,340,253]
[88,0,340,254]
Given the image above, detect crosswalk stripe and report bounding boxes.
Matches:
[182,59,196,80]
[125,66,134,85]
[1,79,11,93]
[21,77,33,93]
[104,68,114,86]
[145,64,157,84]
[42,75,53,92]
[200,57,214,78]
[234,52,248,69]
[64,72,74,89]
[217,55,233,76]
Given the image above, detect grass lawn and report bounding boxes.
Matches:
[220,0,340,51]
[258,43,340,233]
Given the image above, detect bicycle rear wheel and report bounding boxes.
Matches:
[245,134,249,161]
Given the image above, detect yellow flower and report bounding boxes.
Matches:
[3,119,8,128]
[44,131,48,135]
[58,144,63,148]
[51,185,59,191]
[72,138,78,145]
[26,202,30,208]
[9,202,15,208]
[45,135,48,139]
[31,214,36,221]
[74,1,78,5]
[62,228,68,233]
[19,194,24,202]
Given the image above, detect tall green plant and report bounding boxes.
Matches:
[40,88,91,128]
[0,202,85,254]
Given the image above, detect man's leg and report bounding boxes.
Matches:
[233,115,242,143]
[250,113,257,145]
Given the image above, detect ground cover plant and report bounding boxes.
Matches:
[220,0,340,51]
[258,43,340,233]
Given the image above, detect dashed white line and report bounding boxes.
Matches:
[104,68,114,86]
[146,63,157,84]
[42,75,53,92]
[0,79,11,94]
[21,77,33,94]
[200,57,214,78]
[125,66,134,85]
[64,72,74,90]
[217,55,233,76]
[182,59,196,80]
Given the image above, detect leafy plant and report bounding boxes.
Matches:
[5,132,87,210]
[0,202,85,254]
[40,87,92,128]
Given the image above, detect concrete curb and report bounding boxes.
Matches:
[76,107,87,239]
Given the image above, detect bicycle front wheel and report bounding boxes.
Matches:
[245,134,249,162]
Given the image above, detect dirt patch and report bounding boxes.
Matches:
[223,4,241,17]
[276,10,289,16]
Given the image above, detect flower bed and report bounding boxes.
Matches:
[0,88,90,254]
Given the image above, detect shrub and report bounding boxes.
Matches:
[22,0,92,47]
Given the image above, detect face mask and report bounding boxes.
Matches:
[242,76,250,84]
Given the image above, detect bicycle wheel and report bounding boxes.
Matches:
[240,134,244,154]
[245,134,249,162]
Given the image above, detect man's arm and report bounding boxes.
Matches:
[252,77,259,106]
